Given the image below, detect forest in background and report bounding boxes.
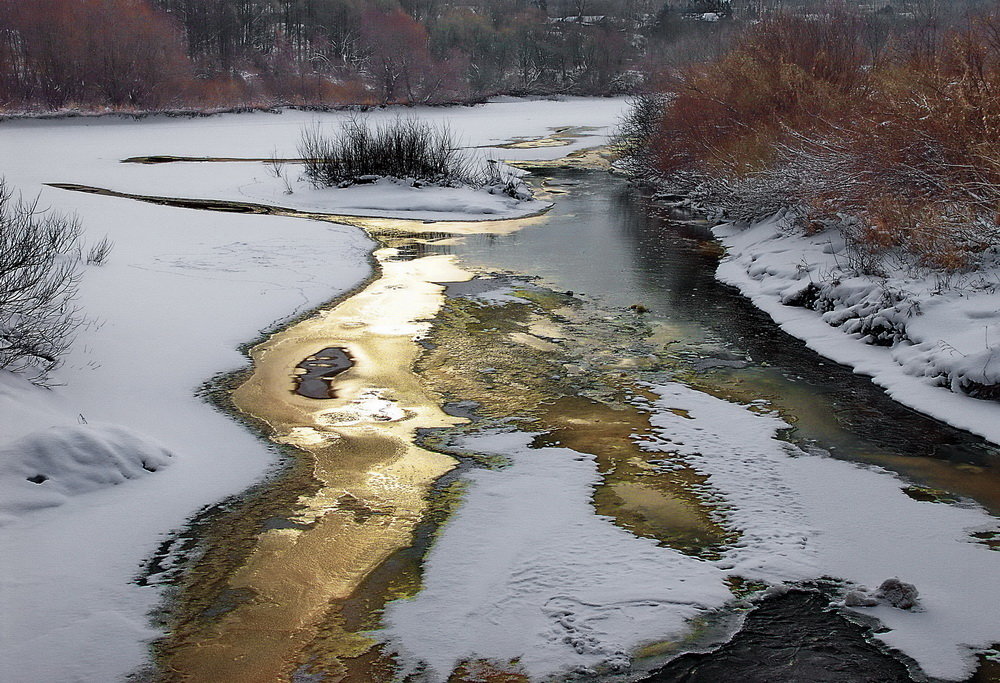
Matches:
[1,0,989,113]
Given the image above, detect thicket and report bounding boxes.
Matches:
[300,117,527,197]
[301,117,465,185]
[0,181,104,381]
[0,0,191,109]
[623,8,1000,274]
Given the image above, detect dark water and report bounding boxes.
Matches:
[439,168,1000,497]
[294,347,353,399]
[645,590,915,683]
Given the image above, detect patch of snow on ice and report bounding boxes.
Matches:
[382,431,732,680]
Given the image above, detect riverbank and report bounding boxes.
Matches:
[387,170,1000,682]
[710,212,1000,447]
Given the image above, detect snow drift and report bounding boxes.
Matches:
[0,423,173,523]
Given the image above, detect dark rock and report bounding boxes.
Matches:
[876,578,919,610]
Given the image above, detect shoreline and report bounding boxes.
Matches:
[709,214,1000,448]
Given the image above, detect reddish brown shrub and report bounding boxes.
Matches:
[652,12,868,176]
[639,10,1000,273]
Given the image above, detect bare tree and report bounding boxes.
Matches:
[0,180,86,381]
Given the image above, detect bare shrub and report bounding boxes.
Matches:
[264,148,285,178]
[0,180,86,380]
[300,117,469,187]
[299,117,531,199]
[86,235,114,266]
[611,92,671,176]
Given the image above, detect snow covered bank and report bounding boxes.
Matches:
[7,97,626,223]
[383,385,1000,681]
[714,215,1000,446]
[0,97,628,682]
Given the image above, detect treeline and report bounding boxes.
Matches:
[0,0,838,111]
[622,2,1000,273]
[0,0,660,110]
[2,0,992,113]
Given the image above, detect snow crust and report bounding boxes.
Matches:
[239,175,548,220]
[714,216,1000,445]
[0,97,628,682]
[384,385,1000,681]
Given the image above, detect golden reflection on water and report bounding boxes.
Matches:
[532,395,733,557]
[156,181,600,680]
[166,249,471,681]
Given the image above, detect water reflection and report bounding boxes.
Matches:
[441,168,1000,511]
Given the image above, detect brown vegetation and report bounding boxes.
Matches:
[630,7,1000,273]
[0,0,191,109]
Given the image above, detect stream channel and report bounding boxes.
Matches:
[70,158,1000,681]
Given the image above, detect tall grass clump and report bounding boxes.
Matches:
[299,116,531,200]
[300,117,470,187]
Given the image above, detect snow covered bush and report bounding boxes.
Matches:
[0,179,86,380]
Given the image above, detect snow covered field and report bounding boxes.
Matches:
[714,215,1000,446]
[0,98,628,682]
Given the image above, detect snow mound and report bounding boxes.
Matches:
[0,424,174,522]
